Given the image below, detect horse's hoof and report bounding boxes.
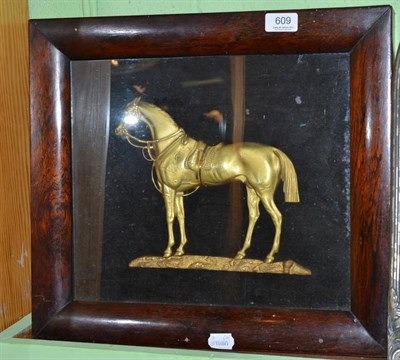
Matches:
[163,251,172,257]
[174,250,184,256]
[235,252,245,260]
[265,256,274,263]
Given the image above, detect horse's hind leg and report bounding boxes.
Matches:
[260,194,282,263]
[235,186,260,259]
[174,193,188,256]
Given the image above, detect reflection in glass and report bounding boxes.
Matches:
[72,54,351,311]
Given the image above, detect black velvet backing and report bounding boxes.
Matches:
[100,54,350,310]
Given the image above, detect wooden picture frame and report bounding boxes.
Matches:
[30,7,392,357]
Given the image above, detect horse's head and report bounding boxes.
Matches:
[115,97,150,138]
[116,97,180,140]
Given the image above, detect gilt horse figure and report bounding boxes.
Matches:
[115,98,300,263]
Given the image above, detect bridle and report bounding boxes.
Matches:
[117,99,185,161]
[117,124,184,161]
[116,103,199,195]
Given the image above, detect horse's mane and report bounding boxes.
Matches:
[136,98,178,127]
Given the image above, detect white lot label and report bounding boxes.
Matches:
[208,333,235,350]
[265,13,298,32]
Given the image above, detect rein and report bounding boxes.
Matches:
[119,123,200,196]
[119,100,201,197]
[119,125,184,161]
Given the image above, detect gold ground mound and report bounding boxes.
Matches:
[129,255,311,275]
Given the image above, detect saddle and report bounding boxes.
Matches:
[185,141,222,183]
[185,141,208,172]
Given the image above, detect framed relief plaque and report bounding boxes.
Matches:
[30,6,392,357]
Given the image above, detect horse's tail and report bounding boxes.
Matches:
[273,149,300,203]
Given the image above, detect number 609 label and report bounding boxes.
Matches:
[265,13,298,32]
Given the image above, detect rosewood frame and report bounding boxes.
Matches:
[30,7,392,357]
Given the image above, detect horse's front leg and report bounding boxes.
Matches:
[174,193,188,256]
[162,186,176,257]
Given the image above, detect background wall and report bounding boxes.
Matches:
[0,0,30,332]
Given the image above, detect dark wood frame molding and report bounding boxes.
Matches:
[30,6,392,357]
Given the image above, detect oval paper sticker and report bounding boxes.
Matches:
[208,333,235,350]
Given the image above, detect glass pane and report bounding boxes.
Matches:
[72,54,350,310]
